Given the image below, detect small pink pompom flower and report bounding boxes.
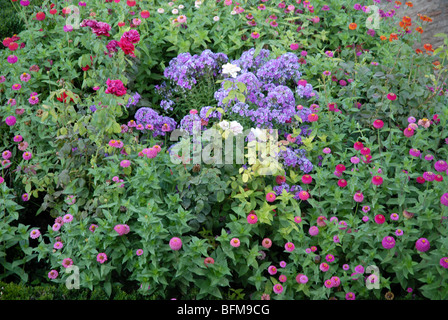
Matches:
[230,237,240,248]
[382,236,396,249]
[120,160,131,168]
[284,242,295,252]
[247,213,258,224]
[169,237,183,250]
[266,192,276,202]
[262,238,272,248]
[273,283,283,294]
[309,226,319,236]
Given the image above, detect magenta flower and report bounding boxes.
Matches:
[409,148,421,157]
[5,116,17,126]
[346,292,356,300]
[89,224,98,232]
[54,241,63,250]
[382,236,396,249]
[63,214,73,223]
[7,55,18,64]
[415,238,430,252]
[395,228,404,236]
[97,253,108,264]
[11,83,21,91]
[48,270,58,279]
[22,151,32,160]
[22,193,30,201]
[324,279,333,288]
[434,160,448,172]
[441,193,448,206]
[440,257,448,269]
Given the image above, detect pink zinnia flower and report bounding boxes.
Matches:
[114,224,130,236]
[373,119,384,129]
[375,214,385,224]
[262,238,272,249]
[285,242,295,252]
[247,213,258,224]
[5,116,17,126]
[354,141,364,150]
[338,179,347,188]
[382,236,396,249]
[434,160,448,172]
[273,283,283,294]
[298,191,310,201]
[230,237,240,248]
[63,214,73,223]
[331,276,341,287]
[268,265,277,275]
[346,292,356,300]
[324,279,333,288]
[353,192,364,202]
[440,257,448,269]
[290,43,299,50]
[415,238,430,252]
[23,151,32,160]
[266,192,276,202]
[326,254,335,263]
[317,216,327,227]
[2,150,12,160]
[319,262,329,272]
[371,175,383,185]
[89,224,98,232]
[120,160,131,168]
[22,193,30,201]
[13,135,23,142]
[62,258,73,268]
[11,83,21,90]
[409,148,421,157]
[302,174,312,184]
[309,226,319,236]
[169,237,183,250]
[48,270,58,279]
[440,193,448,206]
[204,257,214,266]
[30,229,40,239]
[403,127,415,137]
[54,241,63,250]
[97,253,108,264]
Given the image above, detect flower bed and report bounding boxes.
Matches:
[1,0,448,301]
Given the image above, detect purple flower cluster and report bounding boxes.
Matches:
[126,92,141,108]
[273,183,303,196]
[281,147,313,173]
[80,19,111,37]
[162,49,228,90]
[134,107,177,137]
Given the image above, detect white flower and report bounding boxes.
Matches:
[218,120,230,130]
[229,121,243,135]
[172,9,178,14]
[230,10,237,15]
[213,16,220,22]
[221,63,241,78]
[178,4,185,9]
[157,8,165,13]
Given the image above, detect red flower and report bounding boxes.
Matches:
[372,176,383,185]
[416,176,425,184]
[353,141,364,150]
[373,119,384,129]
[127,0,136,6]
[118,38,135,56]
[360,147,371,155]
[50,9,57,15]
[337,179,347,187]
[335,164,346,173]
[105,78,127,97]
[387,93,397,101]
[374,214,385,224]
[302,174,313,184]
[56,92,74,103]
[118,22,126,27]
[36,12,46,21]
[141,10,150,18]
[276,175,286,184]
[8,42,18,51]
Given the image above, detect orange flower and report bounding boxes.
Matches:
[415,27,423,33]
[405,2,413,7]
[380,35,387,41]
[424,43,433,51]
[395,1,402,5]
[389,33,398,42]
[403,16,412,25]
[415,48,423,54]
[349,23,357,30]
